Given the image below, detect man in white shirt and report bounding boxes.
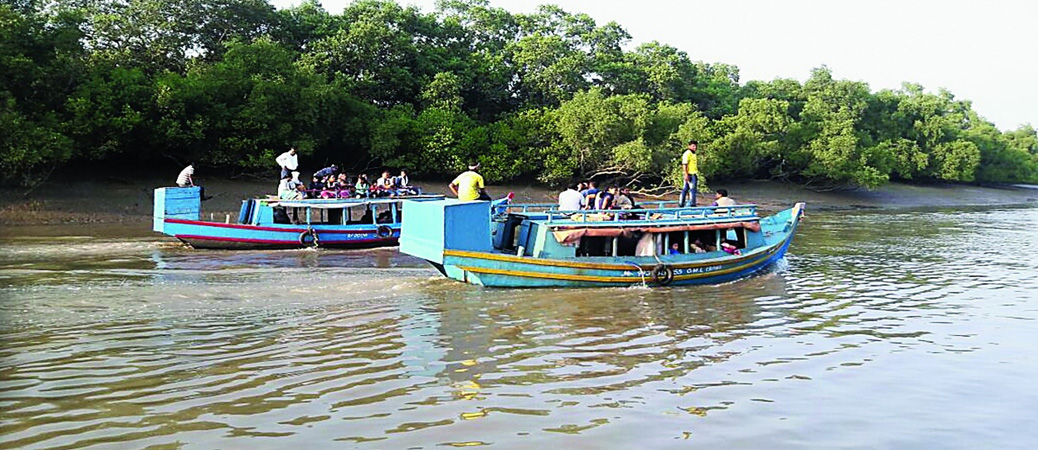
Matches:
[175,163,212,200]
[712,189,736,206]
[276,147,298,179]
[176,164,194,187]
[558,182,583,211]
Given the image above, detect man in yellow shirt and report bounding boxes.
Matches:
[449,161,488,201]
[679,140,699,207]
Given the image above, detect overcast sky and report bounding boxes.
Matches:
[272,0,1036,131]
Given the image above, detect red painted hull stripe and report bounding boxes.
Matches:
[164,218,397,234]
[176,235,397,245]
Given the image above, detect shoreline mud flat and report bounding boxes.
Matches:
[1,178,1036,228]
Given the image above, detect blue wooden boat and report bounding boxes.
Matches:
[399,198,805,288]
[153,186,442,250]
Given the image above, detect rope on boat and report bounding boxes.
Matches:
[624,261,648,287]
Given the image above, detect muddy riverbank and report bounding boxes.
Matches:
[1,177,1036,227]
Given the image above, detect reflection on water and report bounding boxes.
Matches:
[3,208,1038,448]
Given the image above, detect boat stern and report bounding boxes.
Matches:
[399,199,493,267]
[153,187,201,234]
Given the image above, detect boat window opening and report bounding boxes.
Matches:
[375,206,393,224]
[577,236,611,257]
[665,231,686,254]
[615,233,641,257]
[725,227,746,249]
[308,208,343,225]
[272,206,290,224]
[346,207,373,225]
[688,230,718,252]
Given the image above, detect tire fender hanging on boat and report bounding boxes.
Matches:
[299,229,320,248]
[377,225,393,238]
[651,264,674,286]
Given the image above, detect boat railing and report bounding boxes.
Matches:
[503,200,678,214]
[531,204,759,226]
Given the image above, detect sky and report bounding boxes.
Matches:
[271,0,1036,131]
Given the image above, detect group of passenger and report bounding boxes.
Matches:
[558,182,736,212]
[273,147,418,200]
[557,181,638,212]
[277,168,416,200]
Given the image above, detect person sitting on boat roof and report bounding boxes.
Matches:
[581,181,599,209]
[376,171,393,188]
[310,174,325,193]
[317,174,338,199]
[336,173,352,198]
[279,172,305,200]
[449,161,489,201]
[712,189,736,207]
[311,164,336,180]
[595,186,615,210]
[395,170,409,188]
[176,163,213,201]
[355,174,371,198]
[373,171,396,197]
[558,182,583,211]
[613,187,636,210]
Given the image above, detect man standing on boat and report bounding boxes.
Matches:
[276,147,298,179]
[449,161,489,201]
[679,140,699,207]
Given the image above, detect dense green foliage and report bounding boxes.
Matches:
[2,0,1036,188]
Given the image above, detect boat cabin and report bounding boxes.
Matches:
[490,203,764,260]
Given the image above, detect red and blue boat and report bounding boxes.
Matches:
[153,186,442,250]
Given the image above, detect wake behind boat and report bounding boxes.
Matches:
[153,186,442,249]
[400,198,805,288]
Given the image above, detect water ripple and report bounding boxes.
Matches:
[2,207,1038,448]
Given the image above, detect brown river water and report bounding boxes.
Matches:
[2,205,1038,448]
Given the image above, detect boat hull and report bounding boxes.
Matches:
[412,202,804,288]
[437,232,794,288]
[161,218,399,250]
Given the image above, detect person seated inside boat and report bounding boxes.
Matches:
[721,240,741,255]
[558,182,583,212]
[355,174,371,198]
[669,242,682,255]
[689,238,711,253]
[712,189,736,207]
